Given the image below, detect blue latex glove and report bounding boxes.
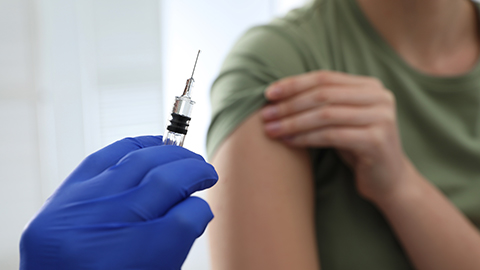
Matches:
[20,136,218,270]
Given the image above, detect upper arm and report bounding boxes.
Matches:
[208,111,320,269]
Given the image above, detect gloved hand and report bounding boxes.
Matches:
[19,136,218,270]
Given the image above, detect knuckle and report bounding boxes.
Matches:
[120,136,140,145]
[381,110,396,124]
[335,129,352,144]
[316,71,331,84]
[322,130,338,144]
[368,127,385,149]
[82,153,102,166]
[383,91,396,105]
[284,119,297,132]
[123,149,149,165]
[372,105,395,125]
[313,90,329,103]
[84,138,141,166]
[82,152,106,167]
[317,108,333,121]
[23,217,80,259]
[369,77,384,88]
[20,217,48,246]
[285,77,297,90]
[278,102,292,115]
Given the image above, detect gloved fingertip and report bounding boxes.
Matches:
[174,159,218,194]
[164,197,214,237]
[208,163,219,180]
[190,196,215,224]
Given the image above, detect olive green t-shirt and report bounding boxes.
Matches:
[207,0,480,269]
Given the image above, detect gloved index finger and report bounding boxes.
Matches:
[69,158,218,224]
[68,136,164,182]
[71,145,206,201]
[130,158,217,220]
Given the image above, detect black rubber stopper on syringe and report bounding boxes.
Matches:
[167,113,191,135]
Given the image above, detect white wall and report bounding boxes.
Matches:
[0,0,307,269]
[0,1,43,269]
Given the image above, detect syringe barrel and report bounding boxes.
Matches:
[163,96,195,147]
[172,95,195,117]
[163,130,186,147]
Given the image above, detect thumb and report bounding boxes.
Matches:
[159,196,214,240]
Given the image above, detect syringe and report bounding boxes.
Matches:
[163,50,201,147]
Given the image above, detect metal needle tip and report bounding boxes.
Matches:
[182,50,201,97]
[190,50,201,78]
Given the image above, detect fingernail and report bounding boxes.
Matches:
[265,121,282,135]
[266,85,282,99]
[261,106,279,120]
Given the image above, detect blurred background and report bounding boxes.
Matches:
[0,0,308,269]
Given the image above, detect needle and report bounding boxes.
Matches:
[182,50,201,97]
[191,50,201,79]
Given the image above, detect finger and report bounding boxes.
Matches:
[265,105,385,137]
[69,136,164,181]
[115,158,216,222]
[261,85,392,121]
[64,158,217,224]
[285,126,371,153]
[71,146,205,201]
[265,70,381,100]
[47,197,213,270]
[136,159,217,219]
[160,196,213,239]
[148,197,214,268]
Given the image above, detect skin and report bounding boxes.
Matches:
[209,112,319,269]
[357,0,480,76]
[210,0,480,269]
[261,71,480,269]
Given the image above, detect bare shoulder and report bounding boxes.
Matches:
[209,111,319,270]
[211,109,311,175]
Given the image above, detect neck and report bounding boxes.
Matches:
[357,0,480,76]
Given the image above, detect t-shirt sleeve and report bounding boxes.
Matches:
[206,25,311,158]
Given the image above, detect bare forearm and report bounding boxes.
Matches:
[374,162,480,270]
